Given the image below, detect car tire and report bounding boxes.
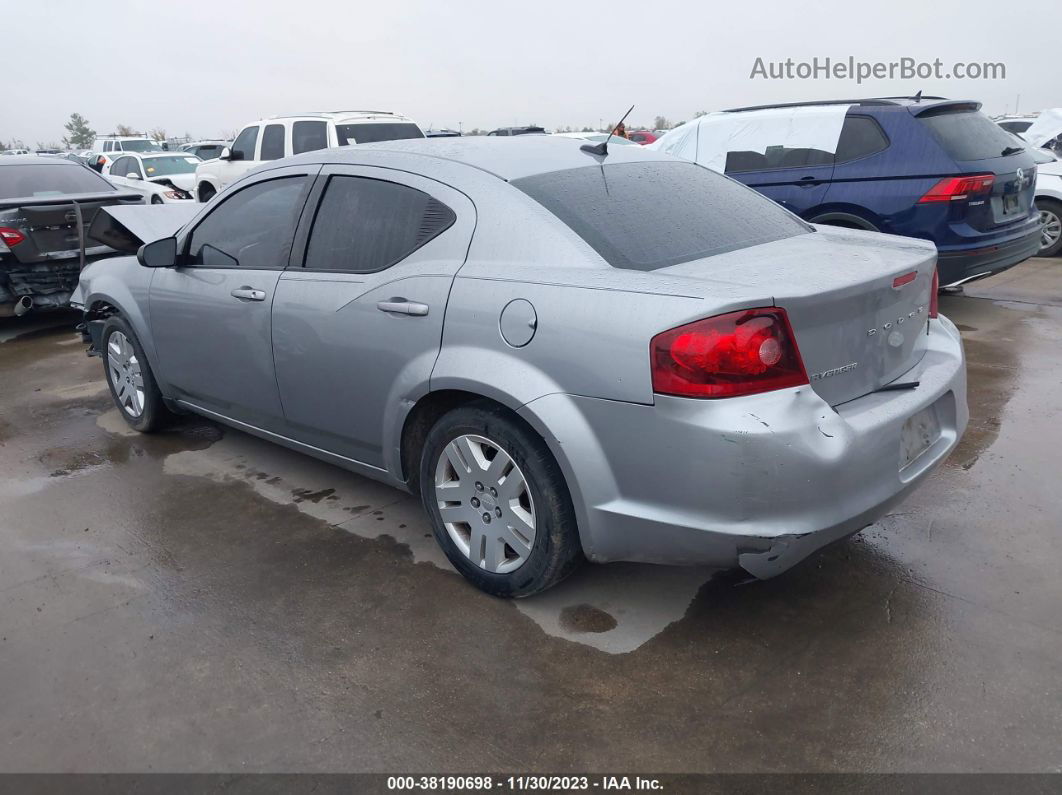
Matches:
[419,402,584,597]
[198,183,216,203]
[150,195,163,205]
[100,316,170,433]
[1036,198,1062,257]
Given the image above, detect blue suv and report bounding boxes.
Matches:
[665,97,1041,287]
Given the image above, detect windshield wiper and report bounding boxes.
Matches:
[1001,146,1024,156]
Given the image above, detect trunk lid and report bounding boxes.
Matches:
[916,104,1038,232]
[658,227,937,406]
[0,192,144,264]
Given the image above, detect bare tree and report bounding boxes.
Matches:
[653,115,671,130]
[115,123,136,136]
[149,127,167,143]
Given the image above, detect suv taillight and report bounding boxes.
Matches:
[0,227,26,246]
[651,308,808,399]
[918,174,995,203]
[929,267,939,318]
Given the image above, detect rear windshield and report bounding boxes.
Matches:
[336,123,425,145]
[0,164,114,200]
[919,109,1020,161]
[512,161,810,271]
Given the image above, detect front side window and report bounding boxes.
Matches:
[110,156,129,175]
[304,175,456,273]
[187,176,307,269]
[124,158,143,178]
[260,124,285,160]
[292,121,327,155]
[103,141,113,152]
[231,126,259,161]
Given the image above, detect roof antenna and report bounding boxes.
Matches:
[913,90,923,102]
[581,104,635,157]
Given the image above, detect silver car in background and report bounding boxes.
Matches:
[71,137,968,597]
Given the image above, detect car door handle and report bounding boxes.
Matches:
[377,299,429,316]
[230,287,266,301]
[798,176,818,187]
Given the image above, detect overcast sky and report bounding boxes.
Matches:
[4,0,1057,144]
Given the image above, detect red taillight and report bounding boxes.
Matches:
[651,308,808,399]
[929,268,939,319]
[0,227,26,246]
[918,174,995,203]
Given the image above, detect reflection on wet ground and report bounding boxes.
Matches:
[1,262,1061,772]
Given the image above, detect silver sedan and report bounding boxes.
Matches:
[72,137,968,596]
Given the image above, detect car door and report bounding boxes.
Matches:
[271,165,475,468]
[215,124,260,191]
[149,165,319,430]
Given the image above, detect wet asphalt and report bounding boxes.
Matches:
[0,258,1060,773]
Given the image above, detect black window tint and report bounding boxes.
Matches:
[231,126,258,160]
[335,123,424,145]
[292,121,327,154]
[834,116,889,163]
[125,158,143,178]
[110,157,128,175]
[919,109,1019,161]
[513,161,809,271]
[188,176,307,269]
[260,124,285,160]
[0,163,114,199]
[103,141,113,152]
[195,145,223,159]
[304,176,455,273]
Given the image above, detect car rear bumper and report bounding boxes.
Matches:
[519,315,968,578]
[936,224,1041,287]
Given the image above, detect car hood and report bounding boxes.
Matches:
[87,203,199,253]
[149,173,196,191]
[1023,108,1062,149]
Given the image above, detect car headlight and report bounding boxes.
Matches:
[162,190,191,200]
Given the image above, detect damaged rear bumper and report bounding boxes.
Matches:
[519,315,968,579]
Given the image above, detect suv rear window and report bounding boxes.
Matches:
[919,109,1019,161]
[0,164,114,199]
[336,123,424,145]
[513,161,810,271]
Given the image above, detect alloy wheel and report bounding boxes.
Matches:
[434,434,536,574]
[1040,208,1062,253]
[106,331,145,418]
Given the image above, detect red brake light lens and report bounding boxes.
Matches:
[0,227,26,246]
[651,308,808,399]
[918,174,995,203]
[929,267,939,318]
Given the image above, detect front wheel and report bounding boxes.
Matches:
[419,403,584,597]
[150,194,163,205]
[101,317,170,432]
[1037,198,1062,257]
[198,183,216,203]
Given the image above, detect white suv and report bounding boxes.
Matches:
[90,135,163,172]
[194,111,424,201]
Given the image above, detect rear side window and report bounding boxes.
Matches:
[260,124,285,160]
[231,126,258,160]
[0,164,114,199]
[292,121,327,154]
[513,161,810,271]
[834,116,889,163]
[919,109,1019,161]
[304,175,456,273]
[335,122,424,145]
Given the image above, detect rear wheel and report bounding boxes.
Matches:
[1037,199,1062,257]
[419,403,583,597]
[101,317,170,433]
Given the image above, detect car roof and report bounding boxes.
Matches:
[0,154,80,166]
[285,135,676,181]
[260,110,413,122]
[723,96,977,113]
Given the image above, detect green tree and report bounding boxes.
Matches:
[62,113,95,148]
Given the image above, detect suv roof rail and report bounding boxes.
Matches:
[723,96,952,113]
[266,110,400,119]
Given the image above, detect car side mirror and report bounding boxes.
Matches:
[126,173,142,180]
[137,237,177,268]
[219,146,232,160]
